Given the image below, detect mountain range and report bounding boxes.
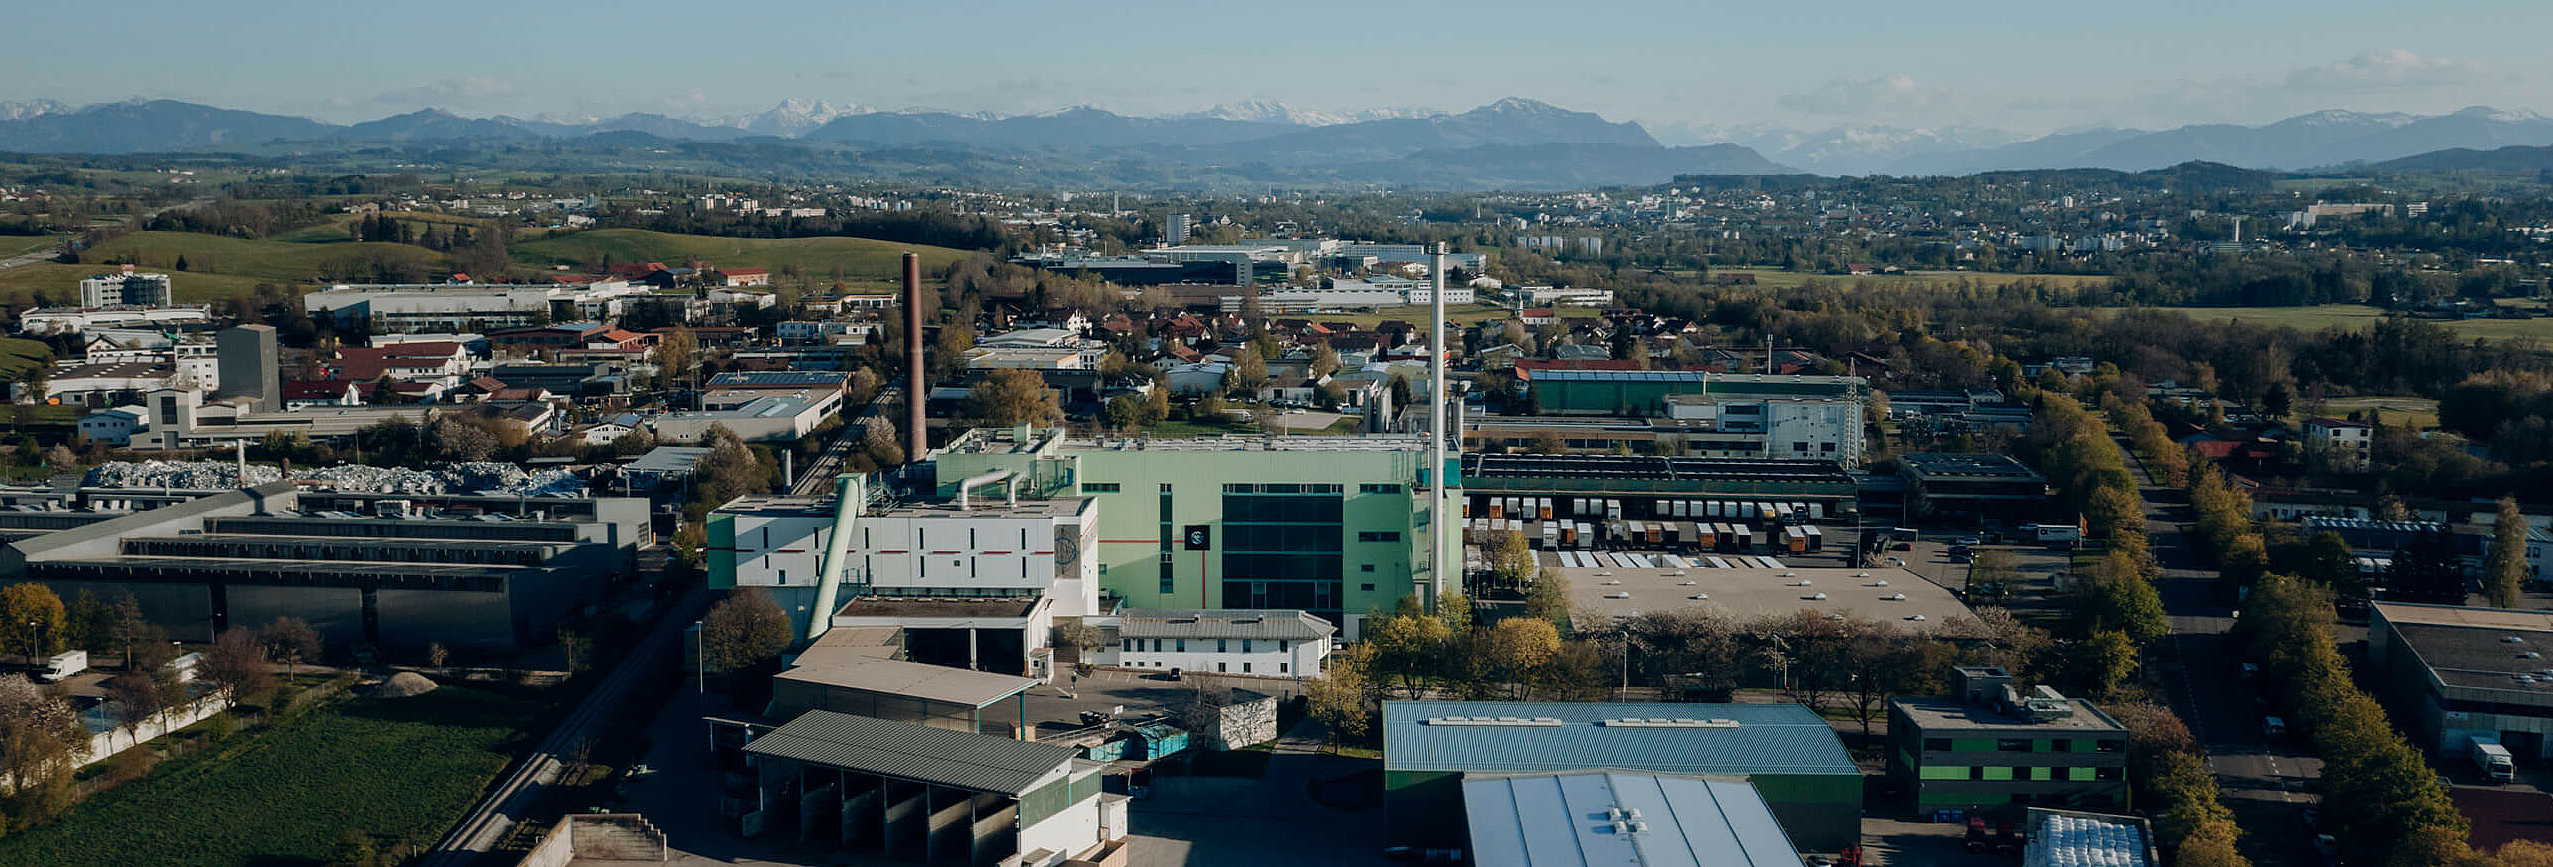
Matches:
[0,97,2549,185]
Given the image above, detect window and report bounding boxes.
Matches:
[1217,662,1227,673]
[1161,575,1175,594]
[1361,564,1376,572]
[2068,767,2095,782]
[2029,767,2053,781]
[1081,482,1121,493]
[1360,583,1375,591]
[1176,639,1186,653]
[1279,662,1289,673]
[2094,740,2123,753]
[2094,767,2122,781]
[1821,442,1837,453]
[1997,738,2033,752]
[1241,639,1253,653]
[1919,765,1970,781]
[1358,531,1402,542]
[1161,483,1174,492]
[1980,766,2015,781]
[1360,483,1403,494]
[1242,662,1252,673]
[1216,639,1228,653]
[1792,441,1809,452]
[1923,738,1952,752]
[1277,640,1289,652]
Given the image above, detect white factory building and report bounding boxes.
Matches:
[1083,609,1335,678]
[301,280,640,333]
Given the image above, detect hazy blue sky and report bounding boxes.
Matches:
[9,0,2549,134]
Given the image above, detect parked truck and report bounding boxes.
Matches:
[37,650,86,682]
[2471,734,2516,783]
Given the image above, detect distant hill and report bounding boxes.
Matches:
[1366,143,1793,189]
[2365,144,2553,174]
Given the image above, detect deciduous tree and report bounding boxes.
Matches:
[700,588,793,673]
[0,583,66,658]
[2487,496,2528,608]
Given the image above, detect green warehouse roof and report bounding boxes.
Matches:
[1383,701,1857,777]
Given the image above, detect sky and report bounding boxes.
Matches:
[7,0,2551,137]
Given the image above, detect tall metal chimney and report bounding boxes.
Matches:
[902,253,927,464]
[1428,242,1449,607]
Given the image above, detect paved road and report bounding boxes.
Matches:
[417,586,714,867]
[2123,444,2323,866]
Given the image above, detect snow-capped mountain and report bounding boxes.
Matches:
[723,99,870,136]
[0,100,70,122]
[1180,101,1443,127]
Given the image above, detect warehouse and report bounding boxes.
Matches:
[1543,556,1970,631]
[1897,452,2052,521]
[1460,453,1859,524]
[2367,602,2553,760]
[0,484,645,652]
[1463,771,1802,867]
[1381,700,1861,853]
[738,710,1124,865]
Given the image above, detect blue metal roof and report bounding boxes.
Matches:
[1383,701,1856,776]
[1464,772,1801,867]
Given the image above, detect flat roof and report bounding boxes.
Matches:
[1891,698,2127,734]
[1061,435,1429,452]
[1382,701,1856,776]
[2375,603,2553,692]
[742,710,1073,796]
[2025,809,2153,867]
[1541,554,1968,632]
[836,597,1041,619]
[1465,454,1853,484]
[1465,772,1800,867]
[1898,452,2047,481]
[777,651,1037,709]
[876,497,1089,520]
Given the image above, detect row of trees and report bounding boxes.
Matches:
[2237,577,2481,866]
[2109,702,2250,866]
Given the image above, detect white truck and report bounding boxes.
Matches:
[2470,734,2516,783]
[37,650,86,682]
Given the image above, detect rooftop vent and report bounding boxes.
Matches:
[2503,636,2527,644]
[1810,593,1828,600]
[1605,592,1632,599]
[1884,593,1907,601]
[1602,717,1741,729]
[1871,579,1890,587]
[1424,716,1563,727]
[1908,615,1928,622]
[1689,594,1710,600]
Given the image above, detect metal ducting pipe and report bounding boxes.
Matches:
[955,470,1014,511]
[903,252,927,464]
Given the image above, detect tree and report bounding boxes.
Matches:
[1310,345,1341,379]
[2486,496,2528,608]
[2083,569,2169,645]
[425,642,449,670]
[2300,531,2364,599]
[204,627,274,707]
[106,669,167,732]
[1228,343,1268,396]
[39,445,73,474]
[107,592,160,671]
[426,415,499,463]
[1178,680,1234,747]
[1051,621,1106,675]
[700,588,793,673]
[1306,643,1375,754]
[1523,567,1573,627]
[1486,529,1536,591]
[0,583,66,658]
[963,368,1063,427]
[1480,618,1562,700]
[0,673,86,819]
[559,627,594,674]
[654,328,701,391]
[1528,429,1568,455]
[262,616,321,679]
[2076,629,2140,697]
[1366,611,1453,697]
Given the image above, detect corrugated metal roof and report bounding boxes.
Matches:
[1465,772,1800,867]
[1117,608,1335,641]
[776,653,1037,708]
[1383,701,1856,776]
[742,710,1073,795]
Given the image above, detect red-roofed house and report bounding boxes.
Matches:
[715,268,771,287]
[281,380,364,409]
[333,341,471,385]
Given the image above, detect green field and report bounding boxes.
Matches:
[2142,305,2553,342]
[511,228,969,292]
[0,226,978,306]
[0,687,541,867]
[2308,395,2440,430]
[0,337,55,380]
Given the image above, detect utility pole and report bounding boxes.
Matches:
[1430,242,1449,609]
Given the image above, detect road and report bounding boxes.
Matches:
[2124,444,2323,866]
[416,585,713,867]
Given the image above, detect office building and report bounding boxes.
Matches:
[78,270,173,308]
[933,427,1444,637]
[2368,602,2553,759]
[300,281,639,333]
[1166,213,1193,246]
[1382,700,1861,852]
[1523,372,1868,464]
[1896,453,2053,521]
[217,324,280,412]
[1886,666,2129,813]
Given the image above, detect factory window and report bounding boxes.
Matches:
[1924,738,1952,752]
[1279,662,1290,673]
[1918,765,1969,781]
[1360,583,1375,591]
[1082,483,1120,493]
[1358,531,1402,542]
[2029,767,2053,781]
[2095,767,2122,781]
[1176,639,1186,653]
[2095,740,2124,753]
[2068,767,2095,782]
[1360,484,1403,494]
[1241,639,1253,653]
[1217,662,1228,673]
[1792,442,1810,452]
[1980,767,2015,781]
[1277,640,1289,652]
[1216,639,1228,653]
[1242,662,1252,673]
[1822,442,1837,453]
[1997,739,2033,752]
[1360,564,1376,572]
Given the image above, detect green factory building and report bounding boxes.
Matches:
[1381,700,1863,854]
[932,427,1451,636]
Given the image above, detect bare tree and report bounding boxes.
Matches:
[107,670,167,733]
[0,673,85,813]
[262,616,321,680]
[1179,680,1234,748]
[204,627,274,706]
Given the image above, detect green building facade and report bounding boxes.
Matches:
[933,428,1447,635]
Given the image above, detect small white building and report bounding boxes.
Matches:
[1089,609,1334,677]
[2302,417,2373,469]
[76,405,146,445]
